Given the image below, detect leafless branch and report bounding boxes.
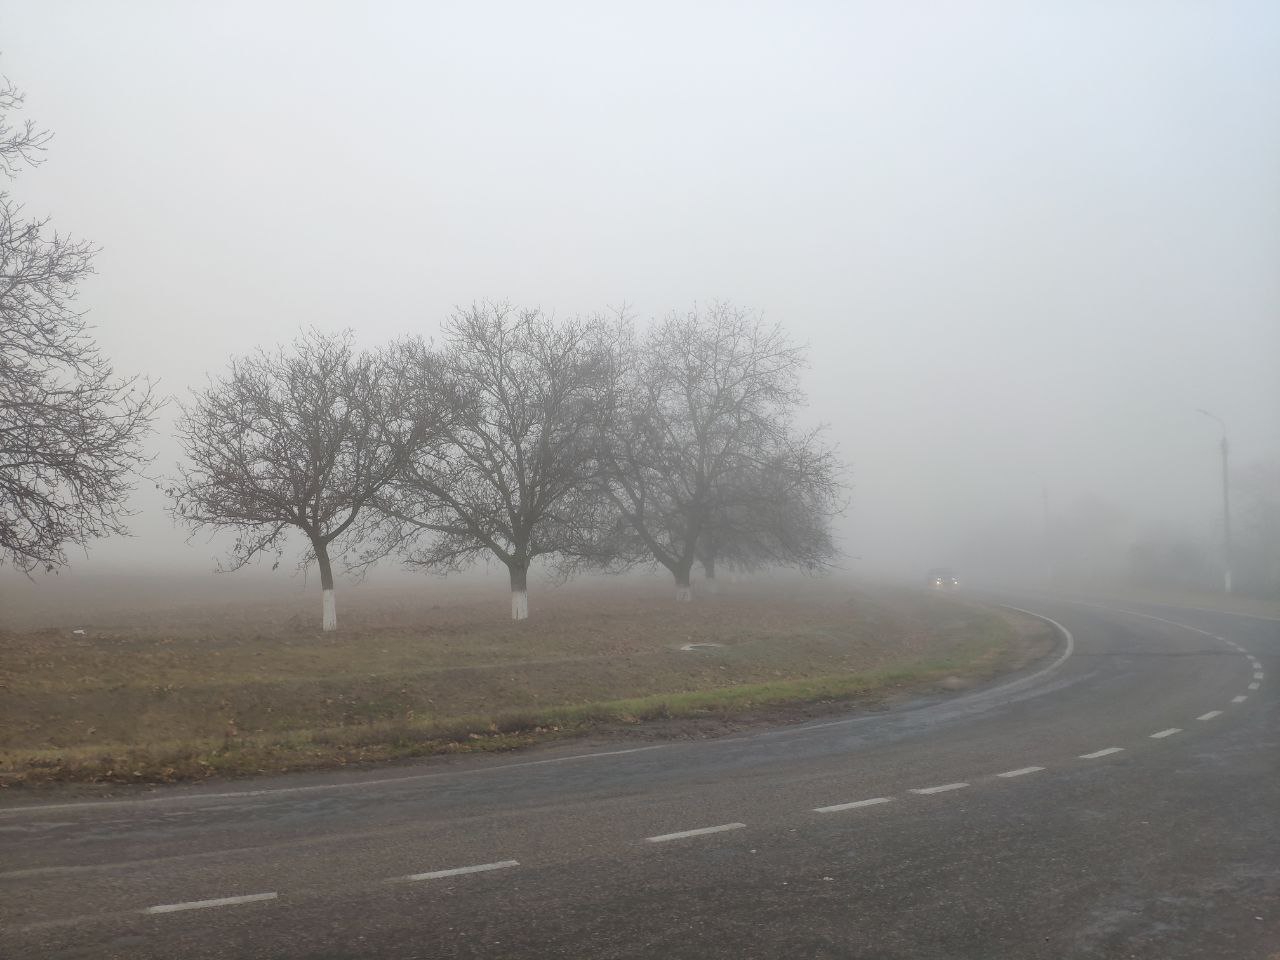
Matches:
[367,303,614,618]
[594,302,843,595]
[0,73,158,575]
[167,329,420,629]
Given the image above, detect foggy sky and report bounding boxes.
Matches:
[3,1,1278,584]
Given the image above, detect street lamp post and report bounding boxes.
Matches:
[1197,409,1233,594]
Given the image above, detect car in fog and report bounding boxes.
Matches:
[927,567,959,588]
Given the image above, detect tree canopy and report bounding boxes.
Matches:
[0,75,157,574]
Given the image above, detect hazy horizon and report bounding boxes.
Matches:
[3,1,1277,591]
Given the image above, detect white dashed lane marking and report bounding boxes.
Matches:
[1079,747,1124,759]
[145,892,277,915]
[909,783,969,795]
[397,860,519,882]
[645,823,746,843]
[37,606,1274,929]
[814,797,893,813]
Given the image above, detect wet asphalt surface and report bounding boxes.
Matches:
[2,595,1276,959]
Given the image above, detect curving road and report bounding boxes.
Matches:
[2,596,1276,959]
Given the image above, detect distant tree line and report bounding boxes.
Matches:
[1130,461,1280,597]
[0,69,841,628]
[168,303,846,628]
[10,66,1279,632]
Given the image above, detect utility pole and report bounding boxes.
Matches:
[1197,409,1233,593]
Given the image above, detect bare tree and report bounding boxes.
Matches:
[0,74,157,574]
[371,304,612,620]
[169,330,417,631]
[696,426,844,587]
[598,303,817,600]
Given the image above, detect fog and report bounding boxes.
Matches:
[3,2,1277,591]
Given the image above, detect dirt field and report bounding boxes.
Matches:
[0,574,1054,787]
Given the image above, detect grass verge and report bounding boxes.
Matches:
[0,582,1053,788]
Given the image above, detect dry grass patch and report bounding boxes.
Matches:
[0,577,1053,786]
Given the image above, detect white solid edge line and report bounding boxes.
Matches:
[7,602,1081,820]
[993,606,1076,685]
[909,782,969,795]
[145,892,277,914]
[1150,728,1182,739]
[787,603,1078,739]
[1079,747,1124,759]
[1196,711,1223,721]
[996,766,1045,778]
[814,797,893,813]
[1248,682,1260,690]
[399,860,519,882]
[645,822,746,843]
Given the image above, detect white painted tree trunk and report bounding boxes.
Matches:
[322,588,337,631]
[314,539,338,632]
[509,561,530,621]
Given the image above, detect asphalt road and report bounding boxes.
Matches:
[2,595,1276,959]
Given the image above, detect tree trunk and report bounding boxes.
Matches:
[315,540,337,631]
[701,555,718,594]
[509,562,529,621]
[674,561,693,602]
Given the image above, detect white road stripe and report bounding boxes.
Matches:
[996,766,1045,778]
[1079,747,1124,759]
[646,823,746,843]
[400,860,519,882]
[1254,672,1265,680]
[1248,682,1260,690]
[1150,728,1181,739]
[145,892,277,914]
[1196,711,1223,721]
[909,782,969,795]
[814,797,893,813]
[1232,695,1248,703]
